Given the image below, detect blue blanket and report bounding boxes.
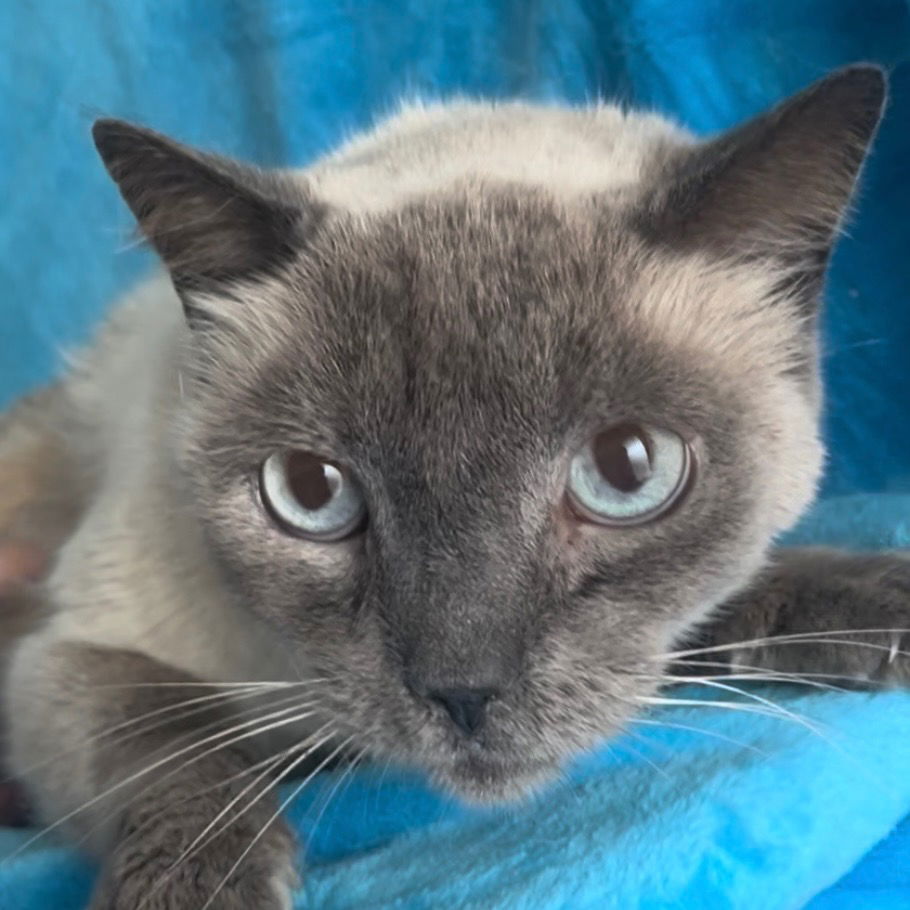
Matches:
[1,1,910,907]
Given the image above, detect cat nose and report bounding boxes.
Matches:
[428,687,497,736]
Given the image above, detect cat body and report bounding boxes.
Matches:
[1,66,907,909]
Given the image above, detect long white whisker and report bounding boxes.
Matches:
[199,735,357,910]
[643,676,827,737]
[87,681,313,690]
[663,629,910,661]
[142,722,339,907]
[638,680,902,801]
[638,683,878,792]
[114,746,301,855]
[612,734,671,779]
[685,672,847,694]
[139,753,292,909]
[659,666,852,695]
[3,698,326,862]
[629,717,768,756]
[195,727,340,858]
[6,685,288,784]
[80,691,326,847]
[303,747,367,847]
[668,658,879,688]
[634,696,803,718]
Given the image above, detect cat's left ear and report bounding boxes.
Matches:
[92,120,322,300]
[644,65,886,291]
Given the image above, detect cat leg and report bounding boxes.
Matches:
[674,549,910,686]
[4,631,299,910]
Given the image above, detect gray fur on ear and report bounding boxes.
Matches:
[92,120,323,295]
[644,65,886,288]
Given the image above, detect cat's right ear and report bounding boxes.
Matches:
[642,65,886,302]
[92,120,323,308]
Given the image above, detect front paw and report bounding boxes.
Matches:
[689,549,910,685]
[90,808,297,910]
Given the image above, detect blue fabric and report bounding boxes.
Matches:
[1,1,910,908]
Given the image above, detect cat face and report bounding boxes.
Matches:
[93,66,884,802]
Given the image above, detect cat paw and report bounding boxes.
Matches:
[685,548,910,686]
[90,812,298,910]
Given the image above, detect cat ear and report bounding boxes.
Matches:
[645,65,886,291]
[92,120,322,297]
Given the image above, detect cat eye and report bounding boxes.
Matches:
[566,423,692,526]
[259,451,366,540]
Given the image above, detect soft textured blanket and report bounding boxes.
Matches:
[1,1,909,907]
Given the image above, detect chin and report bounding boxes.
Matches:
[427,753,561,806]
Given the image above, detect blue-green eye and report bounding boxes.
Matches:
[566,424,692,526]
[260,451,366,540]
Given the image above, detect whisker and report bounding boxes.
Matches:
[637,683,881,792]
[3,697,326,862]
[642,676,828,738]
[634,695,807,718]
[80,691,327,848]
[87,681,316,690]
[144,751,293,906]
[663,629,910,661]
[199,735,357,910]
[141,722,339,906]
[668,658,883,689]
[612,734,671,779]
[368,753,396,824]
[113,746,301,854]
[5,684,294,784]
[629,717,768,756]
[304,747,368,846]
[672,670,850,695]
[636,676,902,802]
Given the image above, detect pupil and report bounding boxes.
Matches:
[592,424,652,493]
[285,452,339,510]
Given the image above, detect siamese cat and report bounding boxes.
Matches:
[0,64,907,909]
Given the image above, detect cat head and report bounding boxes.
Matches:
[94,66,885,802]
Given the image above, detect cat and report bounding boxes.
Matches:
[0,63,908,909]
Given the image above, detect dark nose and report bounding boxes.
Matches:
[429,687,497,736]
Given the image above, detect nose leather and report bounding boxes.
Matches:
[429,687,497,736]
